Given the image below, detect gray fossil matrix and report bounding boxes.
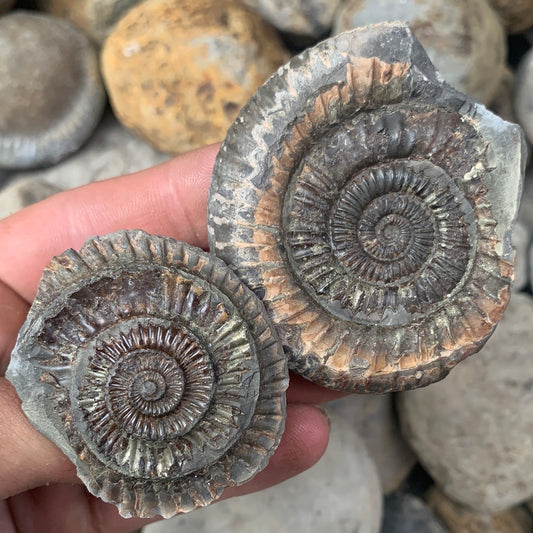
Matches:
[208,22,526,392]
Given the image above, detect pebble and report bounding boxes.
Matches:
[332,0,506,105]
[36,0,143,45]
[427,486,533,533]
[101,0,288,155]
[380,492,447,533]
[0,112,169,193]
[398,293,533,513]
[488,0,533,34]
[511,221,529,292]
[144,409,383,533]
[327,394,416,494]
[241,0,343,40]
[0,177,61,220]
[0,12,106,170]
[515,48,533,146]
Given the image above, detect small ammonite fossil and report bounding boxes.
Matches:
[6,230,288,518]
[207,22,525,393]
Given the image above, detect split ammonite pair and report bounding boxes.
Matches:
[7,23,525,518]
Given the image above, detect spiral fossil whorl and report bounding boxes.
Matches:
[287,155,475,325]
[7,230,288,518]
[207,23,524,392]
[78,322,215,448]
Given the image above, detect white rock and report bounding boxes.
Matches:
[398,293,533,513]
[326,394,416,494]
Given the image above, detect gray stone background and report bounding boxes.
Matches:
[1,1,533,532]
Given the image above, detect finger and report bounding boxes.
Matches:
[0,378,75,499]
[286,373,347,404]
[0,484,154,533]
[0,143,218,303]
[221,404,329,499]
[0,375,329,504]
[0,281,28,374]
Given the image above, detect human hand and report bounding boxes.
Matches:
[0,144,342,533]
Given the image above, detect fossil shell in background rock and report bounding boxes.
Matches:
[333,0,507,106]
[0,12,106,169]
[208,23,525,393]
[6,230,288,518]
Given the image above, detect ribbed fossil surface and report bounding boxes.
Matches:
[7,230,288,518]
[207,22,525,392]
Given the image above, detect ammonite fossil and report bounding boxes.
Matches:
[6,230,288,518]
[207,22,525,392]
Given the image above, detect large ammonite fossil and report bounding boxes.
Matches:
[6,230,288,518]
[207,22,525,392]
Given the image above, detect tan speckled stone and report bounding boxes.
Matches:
[37,0,143,45]
[101,0,289,155]
[488,0,533,34]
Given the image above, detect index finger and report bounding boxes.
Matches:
[0,143,218,303]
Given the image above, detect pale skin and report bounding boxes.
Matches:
[0,144,342,533]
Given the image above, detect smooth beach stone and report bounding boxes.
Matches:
[5,112,170,192]
[512,221,529,292]
[0,0,16,15]
[398,293,533,513]
[488,0,533,34]
[333,0,506,105]
[515,48,533,146]
[0,177,61,219]
[427,487,533,533]
[327,395,416,494]
[144,410,383,533]
[241,0,343,40]
[0,12,106,169]
[37,0,143,44]
[101,0,288,155]
[380,492,447,533]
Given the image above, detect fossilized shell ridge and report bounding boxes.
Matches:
[6,230,288,518]
[207,22,525,393]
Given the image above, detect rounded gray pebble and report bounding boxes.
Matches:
[0,12,106,169]
[333,0,506,105]
[2,112,170,192]
[398,293,533,513]
[327,394,416,494]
